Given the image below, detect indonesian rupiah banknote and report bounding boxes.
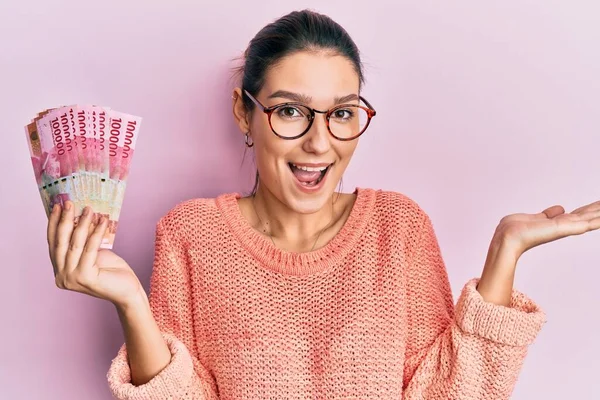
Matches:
[25,105,142,249]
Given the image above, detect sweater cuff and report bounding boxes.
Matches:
[455,278,547,347]
[107,333,195,400]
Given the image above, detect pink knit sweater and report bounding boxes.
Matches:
[107,188,546,399]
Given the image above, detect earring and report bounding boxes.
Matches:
[245,132,254,148]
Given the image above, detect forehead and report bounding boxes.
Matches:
[261,51,360,103]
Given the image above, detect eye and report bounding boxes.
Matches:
[332,108,354,120]
[276,106,305,119]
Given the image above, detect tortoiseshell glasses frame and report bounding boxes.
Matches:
[243,89,377,141]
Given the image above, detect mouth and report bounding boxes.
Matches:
[288,162,333,189]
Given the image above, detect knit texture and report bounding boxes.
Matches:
[107,188,546,399]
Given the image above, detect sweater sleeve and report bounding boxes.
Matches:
[402,212,546,400]
[106,217,219,400]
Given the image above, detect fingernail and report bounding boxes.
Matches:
[65,202,72,211]
[52,204,59,213]
[82,207,89,216]
[99,216,105,224]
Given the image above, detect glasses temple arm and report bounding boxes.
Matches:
[243,90,266,112]
[359,96,376,114]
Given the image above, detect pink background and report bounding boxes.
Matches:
[1,0,598,398]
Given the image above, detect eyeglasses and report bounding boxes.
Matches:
[243,89,377,141]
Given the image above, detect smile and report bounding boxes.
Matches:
[288,162,333,191]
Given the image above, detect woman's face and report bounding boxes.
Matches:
[234,51,361,214]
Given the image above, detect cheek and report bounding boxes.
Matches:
[336,143,358,166]
[249,114,271,141]
[251,123,276,162]
[253,138,294,176]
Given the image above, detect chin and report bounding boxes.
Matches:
[284,179,339,214]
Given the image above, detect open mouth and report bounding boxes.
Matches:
[288,162,332,187]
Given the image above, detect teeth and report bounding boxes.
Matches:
[291,163,328,172]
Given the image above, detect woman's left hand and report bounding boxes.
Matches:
[477,199,600,305]
[497,199,600,256]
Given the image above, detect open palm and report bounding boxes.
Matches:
[495,200,600,256]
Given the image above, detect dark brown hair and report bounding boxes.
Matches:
[234,9,364,195]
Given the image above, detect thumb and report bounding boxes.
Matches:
[541,205,565,219]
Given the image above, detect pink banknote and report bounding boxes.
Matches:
[25,105,143,249]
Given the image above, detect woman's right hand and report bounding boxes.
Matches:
[47,200,145,308]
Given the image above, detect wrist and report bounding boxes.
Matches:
[114,288,150,317]
[477,236,521,305]
[491,226,524,259]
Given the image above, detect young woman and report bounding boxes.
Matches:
[46,9,599,400]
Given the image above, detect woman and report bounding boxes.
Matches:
[47,9,599,400]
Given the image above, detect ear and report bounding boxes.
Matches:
[232,87,250,135]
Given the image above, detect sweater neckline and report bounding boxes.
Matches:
[215,187,377,276]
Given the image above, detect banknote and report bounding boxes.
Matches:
[107,110,143,228]
[25,105,143,249]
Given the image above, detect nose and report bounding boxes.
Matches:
[301,112,332,155]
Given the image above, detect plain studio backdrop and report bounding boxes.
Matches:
[1,0,598,398]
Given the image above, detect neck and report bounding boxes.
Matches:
[252,184,337,250]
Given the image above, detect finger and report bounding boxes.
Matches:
[556,209,600,237]
[86,213,103,242]
[65,206,94,273]
[87,216,98,242]
[540,205,565,219]
[589,216,600,231]
[522,205,564,222]
[571,200,600,215]
[47,203,61,275]
[78,215,108,271]
[578,209,600,232]
[54,201,75,274]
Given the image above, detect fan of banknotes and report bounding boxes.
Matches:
[25,105,142,249]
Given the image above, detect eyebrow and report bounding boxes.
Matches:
[267,90,359,105]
